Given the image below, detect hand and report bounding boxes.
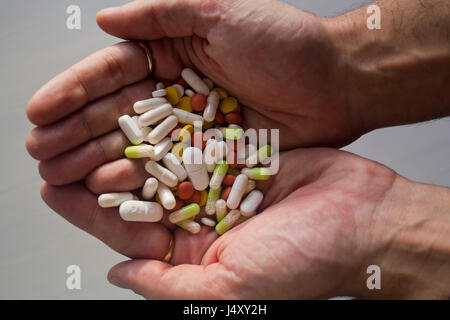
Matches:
[94,0,359,149]
[101,148,449,300]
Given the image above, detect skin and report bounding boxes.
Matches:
[25,0,450,299]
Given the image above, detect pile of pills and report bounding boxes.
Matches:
[97,68,274,235]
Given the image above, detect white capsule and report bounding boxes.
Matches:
[98,192,134,208]
[203,90,220,122]
[162,152,187,181]
[173,84,185,98]
[241,144,257,167]
[157,183,176,210]
[182,147,209,191]
[153,137,173,161]
[133,97,168,114]
[185,89,195,97]
[138,104,173,127]
[145,160,178,188]
[181,68,210,95]
[215,141,228,161]
[119,200,163,222]
[177,219,201,234]
[172,108,204,126]
[147,115,178,144]
[215,199,228,221]
[202,78,214,90]
[201,217,216,227]
[141,126,152,140]
[118,115,144,145]
[240,190,264,217]
[156,82,165,90]
[227,174,249,209]
[152,89,167,97]
[142,177,158,200]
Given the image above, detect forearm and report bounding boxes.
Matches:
[325,0,450,132]
[356,176,450,299]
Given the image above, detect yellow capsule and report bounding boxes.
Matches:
[171,142,187,162]
[176,96,192,112]
[219,97,238,114]
[179,125,194,142]
[199,190,208,207]
[213,87,228,100]
[166,86,180,105]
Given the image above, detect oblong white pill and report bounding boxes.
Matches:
[142,177,158,200]
[119,200,163,222]
[201,217,216,227]
[133,97,168,114]
[185,89,195,97]
[172,108,204,126]
[152,89,167,97]
[138,104,173,127]
[162,152,188,181]
[227,174,249,210]
[98,192,134,208]
[240,190,264,216]
[156,183,176,210]
[118,115,144,145]
[203,90,220,122]
[182,147,209,191]
[153,137,173,161]
[147,115,178,144]
[181,68,210,95]
[145,160,178,187]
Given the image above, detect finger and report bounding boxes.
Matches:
[86,158,150,194]
[96,0,222,40]
[27,79,155,161]
[27,42,149,126]
[108,260,238,299]
[38,130,128,185]
[41,182,171,259]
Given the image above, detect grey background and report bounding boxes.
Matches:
[0,0,448,299]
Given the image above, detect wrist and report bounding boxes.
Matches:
[356,176,450,299]
[322,0,450,133]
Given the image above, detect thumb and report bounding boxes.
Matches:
[108,259,238,299]
[96,0,223,40]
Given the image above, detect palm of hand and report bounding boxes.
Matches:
[104,149,396,299]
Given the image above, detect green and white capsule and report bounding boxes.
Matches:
[169,203,201,224]
[205,187,222,215]
[224,126,243,140]
[215,209,241,235]
[257,145,272,164]
[209,160,228,190]
[241,168,271,181]
[176,219,201,234]
[215,199,228,221]
[124,145,155,159]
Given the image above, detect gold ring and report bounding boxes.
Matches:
[137,41,153,75]
[163,233,174,263]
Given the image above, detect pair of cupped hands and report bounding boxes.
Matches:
[26,0,403,299]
